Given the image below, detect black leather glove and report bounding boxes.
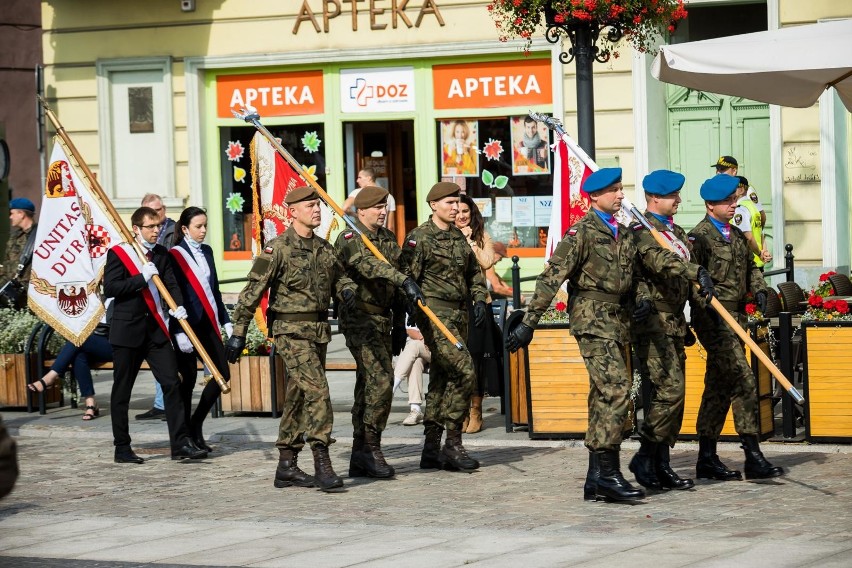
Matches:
[506,322,535,352]
[473,300,488,328]
[632,299,653,323]
[696,266,716,301]
[755,291,768,315]
[391,325,408,356]
[341,289,356,312]
[684,326,696,347]
[400,277,425,308]
[225,335,246,364]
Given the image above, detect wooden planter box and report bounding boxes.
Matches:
[219,354,285,415]
[802,322,852,443]
[0,354,60,408]
[503,315,632,439]
[678,321,774,441]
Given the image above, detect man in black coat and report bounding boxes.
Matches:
[104,206,206,463]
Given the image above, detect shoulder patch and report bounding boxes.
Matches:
[688,236,696,242]
[567,229,577,236]
[632,223,644,231]
[263,246,273,254]
[734,213,743,225]
[750,193,759,203]
[407,239,417,247]
[343,231,354,240]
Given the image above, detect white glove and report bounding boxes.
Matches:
[141,262,159,282]
[224,322,234,338]
[169,306,188,320]
[175,333,193,353]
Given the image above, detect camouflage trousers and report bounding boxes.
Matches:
[414,306,475,432]
[348,334,394,438]
[273,335,333,451]
[634,334,686,447]
[576,335,632,451]
[694,313,759,437]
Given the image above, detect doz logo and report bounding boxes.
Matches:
[349,77,410,107]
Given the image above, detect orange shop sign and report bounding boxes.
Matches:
[432,60,552,110]
[216,71,324,118]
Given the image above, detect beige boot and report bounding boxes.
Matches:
[466,396,483,433]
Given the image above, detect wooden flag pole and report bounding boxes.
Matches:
[40,97,231,394]
[233,107,464,351]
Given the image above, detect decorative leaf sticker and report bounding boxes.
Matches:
[233,166,247,183]
[483,138,504,161]
[301,131,321,153]
[225,192,245,214]
[494,175,509,189]
[302,164,318,181]
[482,169,494,186]
[226,140,244,162]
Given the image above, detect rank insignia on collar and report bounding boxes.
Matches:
[407,239,417,247]
[343,231,354,240]
[263,246,273,254]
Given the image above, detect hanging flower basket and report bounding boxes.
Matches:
[488,0,688,56]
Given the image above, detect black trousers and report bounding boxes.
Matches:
[111,337,188,451]
[174,319,230,428]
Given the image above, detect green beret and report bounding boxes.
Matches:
[285,186,319,205]
[426,182,460,203]
[354,186,388,209]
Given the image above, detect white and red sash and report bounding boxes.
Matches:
[112,243,170,338]
[170,244,221,338]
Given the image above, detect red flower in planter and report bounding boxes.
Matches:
[745,303,756,315]
[837,300,849,314]
[808,294,823,307]
[824,299,836,311]
[555,301,567,312]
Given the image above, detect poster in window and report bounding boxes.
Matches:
[440,119,479,177]
[511,115,550,175]
[128,87,154,133]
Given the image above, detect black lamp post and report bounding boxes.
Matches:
[543,5,624,161]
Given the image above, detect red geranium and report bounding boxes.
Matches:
[823,299,836,311]
[808,294,823,307]
[837,300,849,314]
[555,301,567,312]
[744,303,756,315]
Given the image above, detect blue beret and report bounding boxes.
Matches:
[583,168,622,194]
[9,197,35,212]
[700,175,739,201]
[643,170,684,196]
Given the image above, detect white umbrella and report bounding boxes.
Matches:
[652,19,852,111]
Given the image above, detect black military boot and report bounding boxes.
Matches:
[655,443,694,490]
[583,451,600,501]
[420,423,443,469]
[348,433,366,477]
[274,448,315,488]
[740,435,784,479]
[596,449,645,502]
[441,429,480,472]
[628,436,662,490]
[360,430,395,479]
[696,436,742,480]
[311,444,344,492]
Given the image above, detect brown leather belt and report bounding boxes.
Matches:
[355,301,387,315]
[272,311,327,322]
[654,301,682,313]
[574,290,624,304]
[718,300,741,312]
[425,297,466,310]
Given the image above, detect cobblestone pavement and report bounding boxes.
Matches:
[2,432,852,567]
[2,332,852,567]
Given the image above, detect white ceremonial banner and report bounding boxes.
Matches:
[27,140,125,345]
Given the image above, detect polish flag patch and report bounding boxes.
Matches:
[407,239,417,247]
[344,232,354,240]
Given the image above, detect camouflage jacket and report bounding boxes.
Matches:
[231,225,355,343]
[399,217,487,308]
[630,213,701,339]
[688,215,767,311]
[335,220,408,342]
[1,224,37,286]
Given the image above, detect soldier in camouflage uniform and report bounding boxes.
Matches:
[334,186,424,479]
[506,168,710,502]
[0,198,38,309]
[628,170,715,492]
[688,175,784,481]
[399,182,489,473]
[226,186,357,492]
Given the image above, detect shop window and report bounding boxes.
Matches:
[437,116,553,253]
[218,123,326,259]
